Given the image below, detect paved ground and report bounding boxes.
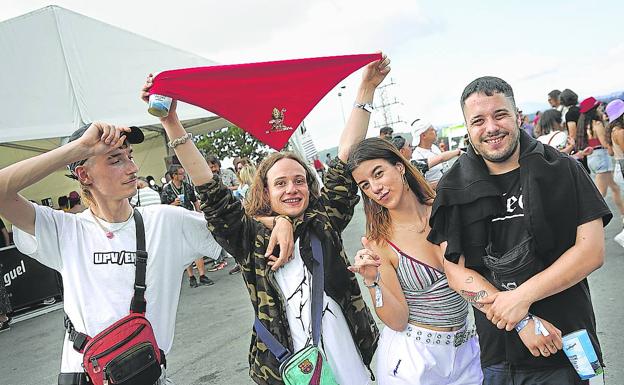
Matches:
[1,197,623,385]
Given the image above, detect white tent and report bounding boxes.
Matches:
[0,5,229,205]
[0,5,226,142]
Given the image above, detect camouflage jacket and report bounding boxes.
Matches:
[197,158,379,385]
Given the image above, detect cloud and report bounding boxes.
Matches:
[3,0,622,153]
[207,0,441,62]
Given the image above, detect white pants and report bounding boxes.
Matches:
[376,324,483,385]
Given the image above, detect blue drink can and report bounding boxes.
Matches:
[148,94,172,118]
[562,329,603,380]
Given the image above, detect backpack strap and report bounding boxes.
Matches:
[253,229,325,363]
[309,232,324,347]
[130,209,148,314]
[253,317,291,363]
[67,209,148,352]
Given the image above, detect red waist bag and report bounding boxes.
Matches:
[80,314,161,385]
[66,210,164,385]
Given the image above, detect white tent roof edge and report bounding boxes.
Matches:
[0,5,219,143]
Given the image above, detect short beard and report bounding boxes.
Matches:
[480,132,520,163]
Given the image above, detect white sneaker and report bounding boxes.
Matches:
[614,230,624,248]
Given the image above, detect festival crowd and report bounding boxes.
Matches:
[1,53,622,385]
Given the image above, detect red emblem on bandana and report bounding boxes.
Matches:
[149,53,382,150]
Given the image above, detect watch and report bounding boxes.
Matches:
[354,102,374,113]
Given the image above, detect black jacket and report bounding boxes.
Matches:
[429,129,611,368]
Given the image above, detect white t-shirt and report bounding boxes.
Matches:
[130,187,162,207]
[412,144,444,183]
[274,240,369,385]
[13,203,222,373]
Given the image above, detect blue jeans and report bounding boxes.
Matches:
[587,148,614,174]
[483,362,588,385]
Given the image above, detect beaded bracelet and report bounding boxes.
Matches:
[167,133,193,149]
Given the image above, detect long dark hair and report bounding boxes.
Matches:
[577,106,603,148]
[535,109,562,137]
[608,115,624,149]
[346,137,435,243]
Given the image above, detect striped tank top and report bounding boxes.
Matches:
[387,241,468,329]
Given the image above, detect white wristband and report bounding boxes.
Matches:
[364,271,383,308]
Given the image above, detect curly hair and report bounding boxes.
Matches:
[243,152,320,217]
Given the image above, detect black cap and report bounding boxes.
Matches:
[67,123,144,177]
[390,135,407,150]
[67,123,144,145]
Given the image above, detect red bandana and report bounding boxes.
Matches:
[149,53,382,150]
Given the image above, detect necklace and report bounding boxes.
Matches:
[91,210,133,239]
[393,207,430,234]
[394,218,428,233]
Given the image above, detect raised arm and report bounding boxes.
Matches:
[141,76,213,185]
[427,149,462,168]
[141,75,259,263]
[337,55,390,162]
[318,55,390,232]
[0,122,130,235]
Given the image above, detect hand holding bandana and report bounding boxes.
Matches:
[148,53,382,150]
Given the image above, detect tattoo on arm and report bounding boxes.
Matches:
[460,289,488,309]
[465,276,474,284]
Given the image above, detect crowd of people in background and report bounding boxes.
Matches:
[0,54,620,385]
[522,89,624,247]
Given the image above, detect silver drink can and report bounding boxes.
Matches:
[148,94,173,118]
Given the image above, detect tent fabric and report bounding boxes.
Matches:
[0,5,218,144]
[149,53,382,150]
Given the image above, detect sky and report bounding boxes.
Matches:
[3,0,624,151]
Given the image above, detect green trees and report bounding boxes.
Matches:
[196,126,270,163]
